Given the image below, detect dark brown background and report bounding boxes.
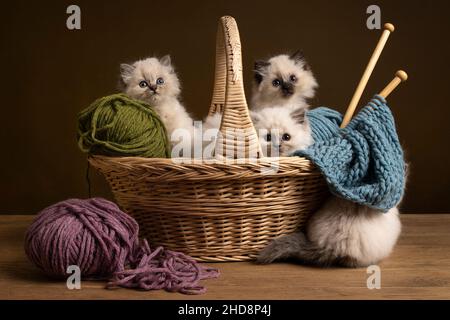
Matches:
[1,0,449,213]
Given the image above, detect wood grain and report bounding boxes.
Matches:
[1,214,450,300]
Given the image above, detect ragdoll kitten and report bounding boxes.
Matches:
[257,199,401,267]
[254,109,402,267]
[251,106,313,157]
[120,55,193,142]
[251,51,318,111]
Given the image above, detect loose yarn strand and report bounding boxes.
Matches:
[107,239,219,294]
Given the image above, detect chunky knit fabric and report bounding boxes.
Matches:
[294,95,406,211]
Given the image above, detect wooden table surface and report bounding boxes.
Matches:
[1,214,450,300]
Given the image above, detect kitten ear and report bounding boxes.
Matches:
[290,50,310,71]
[160,55,172,67]
[291,108,307,124]
[290,50,304,63]
[254,60,270,84]
[120,63,135,84]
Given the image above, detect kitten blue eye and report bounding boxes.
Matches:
[265,133,272,142]
[282,133,291,141]
[272,79,281,87]
[290,75,297,82]
[139,80,148,88]
[156,77,164,85]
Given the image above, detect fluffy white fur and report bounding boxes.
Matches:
[251,106,313,157]
[251,52,318,111]
[120,56,193,144]
[257,196,402,267]
[305,197,401,267]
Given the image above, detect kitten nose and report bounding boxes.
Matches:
[281,82,294,96]
[282,86,293,96]
[149,85,157,92]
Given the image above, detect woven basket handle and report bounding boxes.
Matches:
[208,16,262,159]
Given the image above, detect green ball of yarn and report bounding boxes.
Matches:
[77,93,170,158]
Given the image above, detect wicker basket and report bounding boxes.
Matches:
[89,16,329,262]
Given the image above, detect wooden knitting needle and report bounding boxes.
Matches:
[341,23,395,128]
[379,70,408,98]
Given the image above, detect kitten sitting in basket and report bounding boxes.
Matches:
[78,16,407,266]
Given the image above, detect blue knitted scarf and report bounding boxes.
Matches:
[294,95,406,211]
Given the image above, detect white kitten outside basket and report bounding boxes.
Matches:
[89,16,330,262]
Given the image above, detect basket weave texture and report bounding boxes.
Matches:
[89,16,329,262]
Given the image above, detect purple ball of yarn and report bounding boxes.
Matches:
[25,198,138,279]
[24,198,219,294]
